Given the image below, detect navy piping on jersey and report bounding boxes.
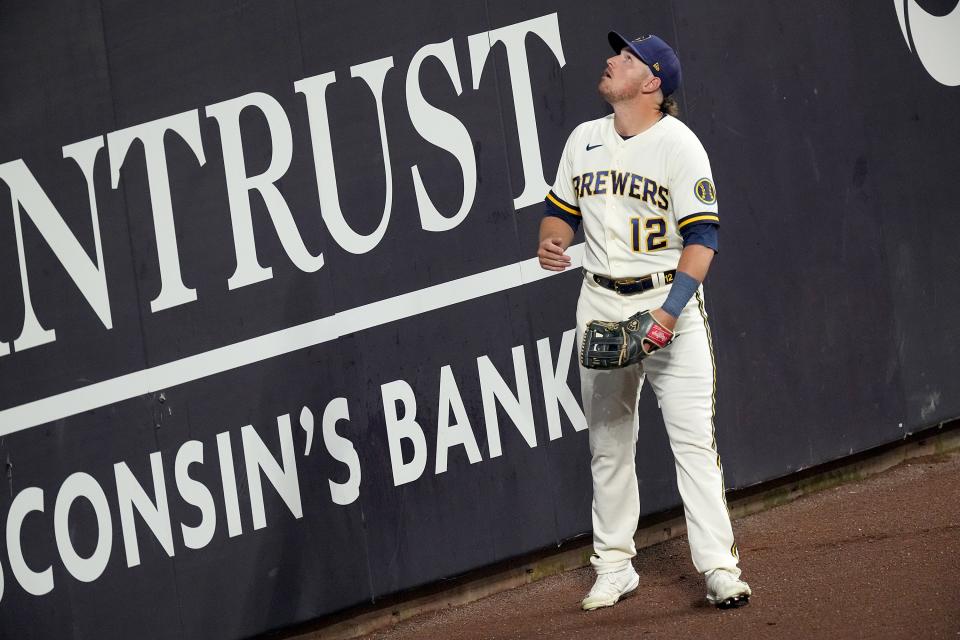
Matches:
[677,211,720,229]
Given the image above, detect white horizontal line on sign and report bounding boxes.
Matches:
[0,244,585,437]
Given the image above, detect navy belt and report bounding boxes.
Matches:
[588,269,677,295]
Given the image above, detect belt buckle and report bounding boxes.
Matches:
[613,278,635,294]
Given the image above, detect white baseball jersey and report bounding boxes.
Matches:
[546,113,719,279]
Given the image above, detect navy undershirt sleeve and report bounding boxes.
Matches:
[543,199,582,233]
[679,221,719,253]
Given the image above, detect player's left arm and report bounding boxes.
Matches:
[675,242,714,281]
[651,132,721,331]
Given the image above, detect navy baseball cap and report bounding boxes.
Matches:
[608,32,682,97]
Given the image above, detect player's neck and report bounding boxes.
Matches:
[612,103,664,137]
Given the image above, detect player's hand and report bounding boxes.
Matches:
[538,237,571,271]
[651,308,678,332]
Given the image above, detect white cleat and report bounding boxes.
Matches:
[581,565,640,611]
[705,568,752,609]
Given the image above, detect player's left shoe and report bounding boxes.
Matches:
[705,568,751,608]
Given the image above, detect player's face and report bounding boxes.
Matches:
[599,48,653,103]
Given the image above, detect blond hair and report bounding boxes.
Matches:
[659,95,680,118]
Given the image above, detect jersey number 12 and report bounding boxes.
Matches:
[631,217,667,252]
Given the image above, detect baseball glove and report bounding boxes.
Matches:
[580,310,675,369]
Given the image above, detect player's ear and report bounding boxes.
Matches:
[643,74,662,95]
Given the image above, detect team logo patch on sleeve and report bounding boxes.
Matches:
[694,178,717,205]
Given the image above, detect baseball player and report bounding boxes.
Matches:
[537,31,751,609]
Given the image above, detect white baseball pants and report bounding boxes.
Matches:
[576,273,740,576]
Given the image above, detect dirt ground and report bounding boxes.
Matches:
[360,450,960,640]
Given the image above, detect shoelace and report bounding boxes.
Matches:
[592,571,630,595]
[709,570,737,583]
[709,571,746,596]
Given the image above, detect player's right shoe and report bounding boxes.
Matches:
[580,565,640,610]
[705,568,751,608]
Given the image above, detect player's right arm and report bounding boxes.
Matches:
[538,126,583,271]
[538,216,575,271]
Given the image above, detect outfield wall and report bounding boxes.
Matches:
[1,1,958,638]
